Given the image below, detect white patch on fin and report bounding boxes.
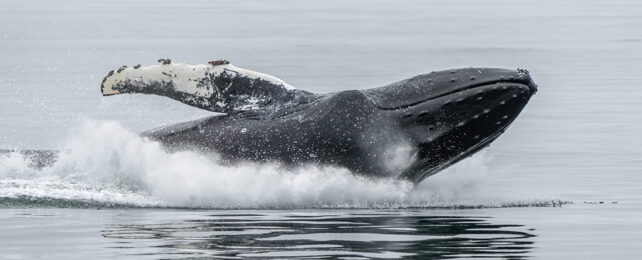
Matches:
[102,63,213,96]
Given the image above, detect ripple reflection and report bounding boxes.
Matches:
[102,212,535,259]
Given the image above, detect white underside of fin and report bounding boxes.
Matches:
[102,62,294,97]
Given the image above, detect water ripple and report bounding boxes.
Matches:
[101,212,535,259]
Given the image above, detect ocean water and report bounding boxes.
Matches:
[1,0,641,258]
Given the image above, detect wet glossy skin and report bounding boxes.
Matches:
[145,68,537,183]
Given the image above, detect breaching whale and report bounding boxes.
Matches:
[100,59,537,184]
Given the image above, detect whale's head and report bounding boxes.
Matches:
[364,68,537,183]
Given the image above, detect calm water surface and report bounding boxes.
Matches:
[1,0,641,258]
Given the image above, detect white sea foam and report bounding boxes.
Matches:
[0,120,525,209]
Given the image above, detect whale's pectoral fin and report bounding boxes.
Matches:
[101,59,312,114]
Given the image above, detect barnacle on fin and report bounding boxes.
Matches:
[208,59,230,66]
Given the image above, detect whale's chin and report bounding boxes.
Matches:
[396,82,535,182]
[363,69,536,183]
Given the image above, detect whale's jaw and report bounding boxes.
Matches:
[368,68,537,183]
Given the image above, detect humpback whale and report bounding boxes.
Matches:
[101,59,537,183]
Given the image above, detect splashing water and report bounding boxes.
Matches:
[0,120,556,209]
